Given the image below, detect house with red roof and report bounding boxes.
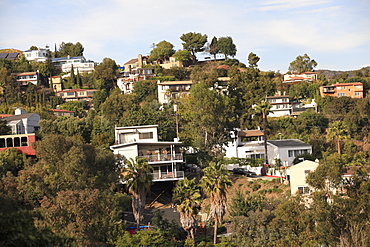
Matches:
[283,72,318,84]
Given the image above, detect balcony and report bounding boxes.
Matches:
[152,171,184,181]
[140,153,183,163]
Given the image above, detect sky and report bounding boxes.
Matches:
[0,0,369,73]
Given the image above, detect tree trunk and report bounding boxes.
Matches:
[337,140,341,155]
[213,219,218,244]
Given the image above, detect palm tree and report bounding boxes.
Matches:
[173,178,202,240]
[122,156,153,230]
[255,101,272,165]
[327,121,350,155]
[200,161,232,244]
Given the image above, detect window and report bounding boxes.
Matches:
[337,86,341,90]
[282,98,288,102]
[139,132,153,139]
[67,92,74,96]
[297,186,310,194]
[355,92,361,96]
[338,93,346,97]
[288,149,309,157]
[356,85,361,88]
[269,99,276,103]
[343,86,346,89]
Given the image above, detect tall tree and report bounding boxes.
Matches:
[217,37,237,58]
[200,161,232,244]
[94,58,118,91]
[179,81,237,158]
[288,53,317,74]
[248,52,260,69]
[173,178,202,240]
[122,157,153,230]
[180,32,208,61]
[149,40,175,64]
[254,101,272,164]
[208,36,219,60]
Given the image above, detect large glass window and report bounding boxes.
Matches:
[288,149,309,157]
[139,132,153,139]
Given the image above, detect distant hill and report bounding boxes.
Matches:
[316,66,370,79]
[0,48,23,54]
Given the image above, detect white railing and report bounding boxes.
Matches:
[152,171,184,180]
[140,153,183,162]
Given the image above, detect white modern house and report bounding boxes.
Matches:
[266,95,292,117]
[267,139,312,167]
[110,125,185,182]
[224,129,265,160]
[23,48,49,62]
[52,56,95,73]
[1,108,40,134]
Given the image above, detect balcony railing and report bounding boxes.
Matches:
[140,153,183,162]
[152,171,184,180]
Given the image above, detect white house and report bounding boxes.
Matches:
[266,95,292,117]
[1,108,40,134]
[110,125,185,182]
[224,129,265,160]
[157,80,193,104]
[283,72,318,83]
[267,139,312,167]
[23,48,49,62]
[52,56,95,73]
[289,160,319,195]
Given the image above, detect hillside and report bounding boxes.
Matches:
[0,48,23,54]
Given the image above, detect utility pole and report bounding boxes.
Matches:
[174,104,179,140]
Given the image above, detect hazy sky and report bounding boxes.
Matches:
[1,0,369,72]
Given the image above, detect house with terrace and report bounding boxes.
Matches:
[52,56,95,73]
[224,129,265,160]
[23,48,49,62]
[319,82,363,98]
[110,125,185,182]
[283,72,318,84]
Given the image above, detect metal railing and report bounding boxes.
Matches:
[140,153,183,162]
[152,171,184,180]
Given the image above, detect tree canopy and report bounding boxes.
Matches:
[288,53,317,73]
[180,32,208,60]
[217,36,237,58]
[149,40,175,63]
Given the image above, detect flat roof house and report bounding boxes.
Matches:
[110,125,185,182]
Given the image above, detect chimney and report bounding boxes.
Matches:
[15,108,26,115]
[138,54,143,68]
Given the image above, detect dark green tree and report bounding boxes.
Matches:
[57,42,84,57]
[217,36,237,58]
[180,32,208,61]
[149,40,175,64]
[288,53,317,73]
[94,58,118,91]
[248,52,260,69]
